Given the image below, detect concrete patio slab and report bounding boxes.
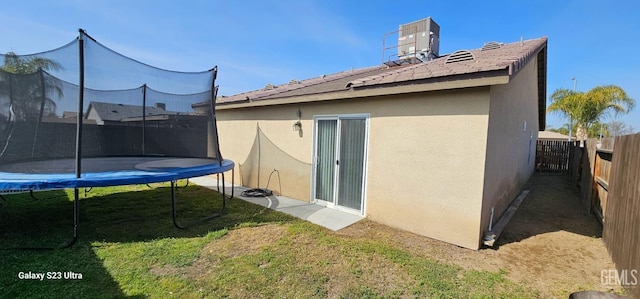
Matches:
[190,176,363,231]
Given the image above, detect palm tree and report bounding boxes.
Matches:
[2,51,62,74]
[1,52,64,121]
[1,52,65,158]
[548,85,635,142]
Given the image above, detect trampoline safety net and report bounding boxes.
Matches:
[0,29,221,169]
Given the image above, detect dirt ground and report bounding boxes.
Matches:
[337,173,622,298]
[190,173,621,298]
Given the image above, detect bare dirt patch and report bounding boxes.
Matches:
[150,224,288,278]
[279,232,413,298]
[338,173,621,298]
[201,224,288,258]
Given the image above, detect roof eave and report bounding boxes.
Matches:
[532,42,547,130]
[216,70,510,110]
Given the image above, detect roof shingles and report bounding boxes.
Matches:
[88,102,174,122]
[216,37,547,105]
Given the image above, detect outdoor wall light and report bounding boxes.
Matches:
[292,108,302,131]
[292,121,302,131]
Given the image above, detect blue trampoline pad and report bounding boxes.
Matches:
[0,157,234,191]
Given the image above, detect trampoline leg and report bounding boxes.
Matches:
[150,179,188,190]
[29,190,42,201]
[55,189,79,248]
[224,167,235,200]
[171,181,179,228]
[220,173,227,210]
[58,189,80,248]
[171,168,234,229]
[1,189,78,250]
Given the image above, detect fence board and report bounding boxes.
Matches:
[535,140,578,173]
[570,146,583,182]
[593,150,613,222]
[602,133,640,298]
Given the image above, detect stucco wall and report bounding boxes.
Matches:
[216,105,314,201]
[365,89,490,250]
[216,87,491,249]
[480,57,540,242]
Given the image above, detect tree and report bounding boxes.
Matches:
[588,121,609,138]
[548,85,636,141]
[607,121,635,137]
[1,52,63,122]
[1,52,62,74]
[547,123,571,136]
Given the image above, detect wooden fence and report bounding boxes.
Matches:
[602,134,640,298]
[569,135,639,297]
[535,139,579,173]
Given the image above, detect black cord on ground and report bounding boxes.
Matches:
[241,169,281,197]
[241,188,273,197]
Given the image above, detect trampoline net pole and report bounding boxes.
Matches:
[75,29,85,178]
[142,83,147,156]
[209,66,223,165]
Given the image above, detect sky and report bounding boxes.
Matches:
[1,0,639,132]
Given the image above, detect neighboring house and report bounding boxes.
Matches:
[62,111,78,119]
[84,101,210,157]
[86,101,173,125]
[538,130,575,141]
[198,34,548,250]
[535,131,576,173]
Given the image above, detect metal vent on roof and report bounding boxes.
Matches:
[264,83,277,90]
[445,50,475,64]
[482,41,503,51]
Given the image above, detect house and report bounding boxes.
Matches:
[86,101,174,125]
[538,130,574,141]
[535,131,576,173]
[200,25,547,249]
[83,101,210,156]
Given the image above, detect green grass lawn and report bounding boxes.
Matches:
[0,183,539,298]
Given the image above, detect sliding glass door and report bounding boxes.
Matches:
[313,115,368,213]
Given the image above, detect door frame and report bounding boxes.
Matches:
[310,113,369,216]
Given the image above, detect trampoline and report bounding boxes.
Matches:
[0,157,234,190]
[0,29,235,249]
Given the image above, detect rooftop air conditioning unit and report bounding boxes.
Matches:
[398,17,440,61]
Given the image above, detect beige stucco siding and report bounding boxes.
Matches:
[216,88,491,250]
[216,105,314,201]
[364,89,490,250]
[480,57,540,241]
[217,100,384,201]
